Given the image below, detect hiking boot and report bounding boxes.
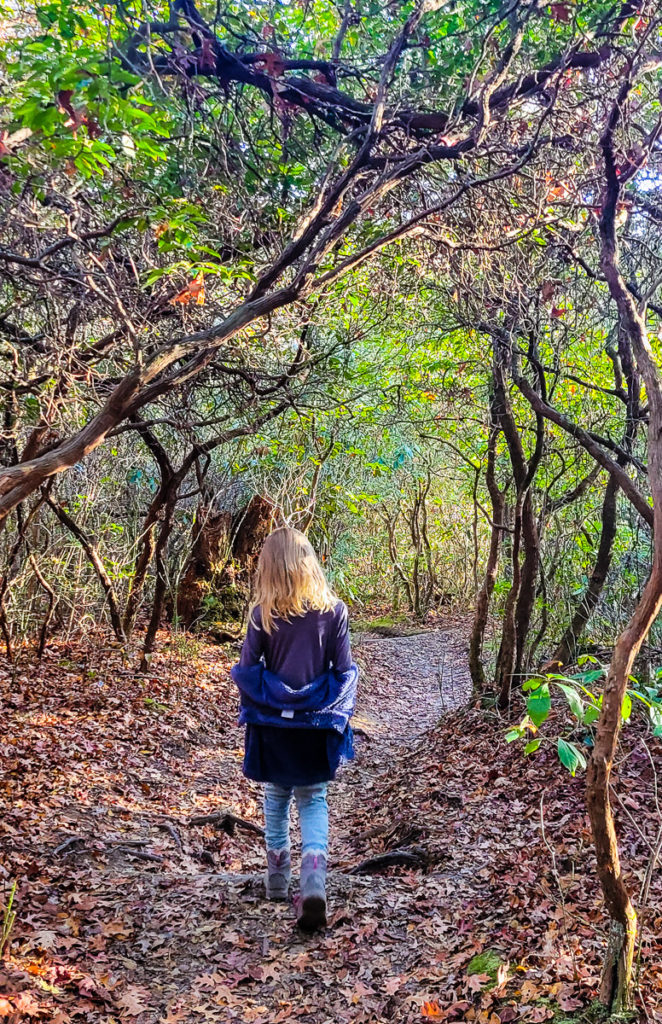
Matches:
[297,852,327,931]
[266,848,291,901]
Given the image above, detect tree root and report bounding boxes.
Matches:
[186,810,265,837]
[157,821,183,850]
[348,846,427,875]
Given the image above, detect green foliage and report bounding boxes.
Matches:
[144,696,169,714]
[526,682,551,728]
[556,737,587,777]
[507,665,662,775]
[466,949,506,983]
[0,880,17,958]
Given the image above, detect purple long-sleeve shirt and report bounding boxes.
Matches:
[239,601,352,688]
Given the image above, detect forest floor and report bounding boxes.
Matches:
[1,621,661,1024]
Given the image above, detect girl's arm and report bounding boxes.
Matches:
[331,602,352,672]
[239,609,265,668]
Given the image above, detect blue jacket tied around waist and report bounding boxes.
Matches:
[231,663,358,734]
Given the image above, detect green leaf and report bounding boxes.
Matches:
[650,705,662,737]
[557,738,587,776]
[524,738,541,755]
[578,669,605,685]
[527,683,551,727]
[583,704,601,726]
[621,692,632,721]
[556,682,584,720]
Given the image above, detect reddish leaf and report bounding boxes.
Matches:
[256,51,286,77]
[198,37,216,72]
[169,271,205,306]
[57,89,76,119]
[549,3,571,21]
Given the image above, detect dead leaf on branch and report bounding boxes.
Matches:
[169,271,205,306]
[56,89,100,139]
[549,3,572,22]
[254,51,286,77]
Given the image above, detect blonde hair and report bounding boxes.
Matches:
[250,527,337,634]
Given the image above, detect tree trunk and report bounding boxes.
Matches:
[514,491,539,677]
[585,565,661,1009]
[551,475,618,669]
[123,423,174,637]
[382,510,414,611]
[123,494,163,637]
[408,487,424,619]
[587,100,662,1010]
[492,360,542,705]
[175,494,276,629]
[469,428,504,692]
[231,495,277,567]
[526,562,548,669]
[496,497,521,708]
[46,496,126,644]
[140,501,177,668]
[0,496,47,659]
[176,506,232,628]
[27,550,56,660]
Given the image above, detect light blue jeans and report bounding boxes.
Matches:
[264,782,329,855]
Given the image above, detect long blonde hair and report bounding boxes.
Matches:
[250,527,337,634]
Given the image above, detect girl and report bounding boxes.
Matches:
[231,527,357,931]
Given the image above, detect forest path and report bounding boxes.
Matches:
[7,621,639,1022]
[351,626,471,737]
[329,627,471,865]
[142,624,475,1024]
[3,623,482,1024]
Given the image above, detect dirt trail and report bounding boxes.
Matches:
[120,627,471,1022]
[352,627,471,737]
[329,627,471,864]
[146,625,474,1023]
